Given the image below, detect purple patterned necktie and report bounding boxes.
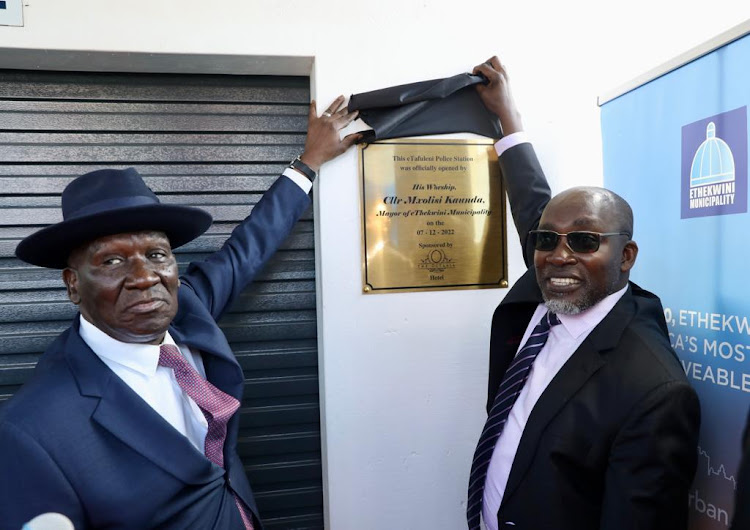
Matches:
[466,311,561,529]
[159,344,255,530]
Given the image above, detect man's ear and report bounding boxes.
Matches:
[62,268,81,305]
[620,240,639,273]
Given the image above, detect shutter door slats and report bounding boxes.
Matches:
[0,114,308,133]
[0,71,310,103]
[0,144,304,164]
[0,162,293,176]
[0,70,322,529]
[0,301,76,322]
[0,100,308,133]
[0,133,307,145]
[239,430,321,459]
[0,99,308,115]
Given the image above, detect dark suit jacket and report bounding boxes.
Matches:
[0,176,311,530]
[486,143,701,529]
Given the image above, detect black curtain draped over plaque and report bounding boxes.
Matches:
[348,73,502,143]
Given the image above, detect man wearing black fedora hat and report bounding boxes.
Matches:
[0,97,359,529]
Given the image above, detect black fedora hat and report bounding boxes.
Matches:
[15,167,213,269]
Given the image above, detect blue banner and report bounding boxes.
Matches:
[601,33,750,529]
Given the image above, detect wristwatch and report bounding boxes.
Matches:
[289,156,317,182]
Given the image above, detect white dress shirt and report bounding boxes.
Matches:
[494,131,530,158]
[481,285,628,530]
[79,314,210,452]
[282,166,313,194]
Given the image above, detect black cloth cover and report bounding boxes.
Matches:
[348,73,502,143]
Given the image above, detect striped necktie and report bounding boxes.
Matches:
[466,311,561,529]
[159,344,255,530]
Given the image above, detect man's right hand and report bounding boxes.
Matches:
[299,96,360,174]
[473,56,523,136]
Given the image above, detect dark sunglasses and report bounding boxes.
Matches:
[529,230,631,253]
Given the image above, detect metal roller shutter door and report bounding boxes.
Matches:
[0,70,323,529]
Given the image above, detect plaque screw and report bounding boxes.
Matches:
[500,280,509,288]
[364,285,371,292]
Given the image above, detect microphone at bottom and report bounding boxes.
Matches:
[21,513,74,530]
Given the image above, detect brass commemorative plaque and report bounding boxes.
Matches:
[360,139,507,293]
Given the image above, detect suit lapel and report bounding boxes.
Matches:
[501,286,637,505]
[65,319,223,485]
[170,312,244,399]
[501,341,605,503]
[91,380,222,485]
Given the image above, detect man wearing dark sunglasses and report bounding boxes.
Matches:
[466,57,700,530]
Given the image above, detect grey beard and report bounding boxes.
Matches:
[543,298,585,315]
[543,289,601,315]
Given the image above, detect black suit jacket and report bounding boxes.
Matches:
[486,143,701,529]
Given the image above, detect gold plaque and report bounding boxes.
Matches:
[360,139,507,293]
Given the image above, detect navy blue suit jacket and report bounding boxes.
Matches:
[0,176,311,529]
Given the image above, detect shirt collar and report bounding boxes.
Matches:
[555,284,629,339]
[79,314,177,377]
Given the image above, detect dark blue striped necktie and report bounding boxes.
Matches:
[466,311,561,529]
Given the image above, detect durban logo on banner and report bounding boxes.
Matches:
[681,106,748,218]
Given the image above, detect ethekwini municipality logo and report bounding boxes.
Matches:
[681,107,747,218]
